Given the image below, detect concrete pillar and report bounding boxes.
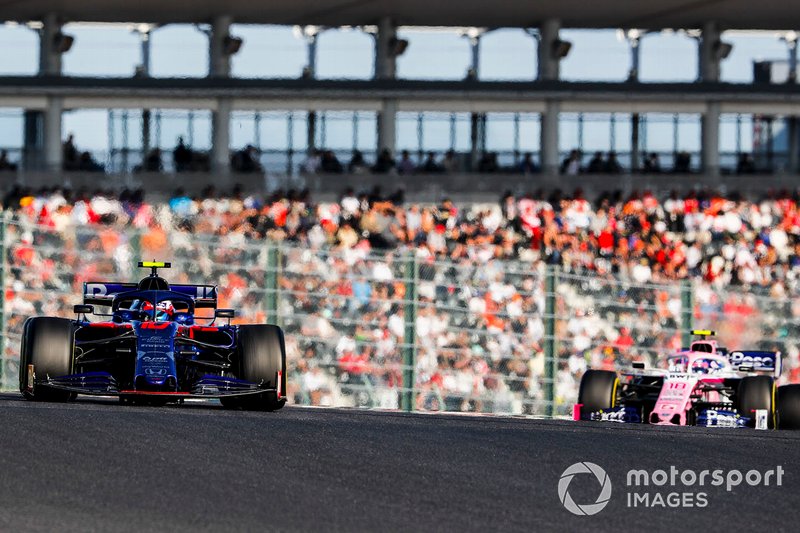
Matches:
[211,97,231,173]
[377,99,397,153]
[305,33,318,154]
[23,111,44,171]
[537,19,561,81]
[44,96,63,171]
[39,12,63,76]
[467,33,481,79]
[209,15,233,77]
[470,113,480,170]
[374,16,397,80]
[631,113,640,171]
[375,18,397,154]
[307,111,317,154]
[702,101,720,175]
[787,36,798,83]
[788,117,799,172]
[699,21,721,82]
[140,30,152,154]
[541,100,560,174]
[306,32,318,77]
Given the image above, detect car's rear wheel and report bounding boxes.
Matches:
[221,325,286,411]
[777,384,800,430]
[736,375,775,428]
[18,317,75,402]
[578,370,619,413]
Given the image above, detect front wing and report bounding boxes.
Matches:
[574,404,752,427]
[34,371,284,400]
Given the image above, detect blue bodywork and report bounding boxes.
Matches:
[133,321,178,390]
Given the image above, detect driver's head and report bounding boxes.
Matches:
[140,301,154,320]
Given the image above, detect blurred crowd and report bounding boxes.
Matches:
[2,184,800,411]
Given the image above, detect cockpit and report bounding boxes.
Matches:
[112,294,195,324]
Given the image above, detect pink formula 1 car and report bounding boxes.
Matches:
[575,331,800,429]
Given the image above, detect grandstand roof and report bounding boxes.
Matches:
[2,0,799,30]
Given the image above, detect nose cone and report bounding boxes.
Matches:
[134,373,178,391]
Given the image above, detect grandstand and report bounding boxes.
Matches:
[2,187,799,414]
[1,2,800,198]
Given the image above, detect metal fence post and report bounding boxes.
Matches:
[130,227,141,279]
[543,264,558,417]
[401,252,418,412]
[680,278,694,347]
[0,212,6,389]
[265,242,280,326]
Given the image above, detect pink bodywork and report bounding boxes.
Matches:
[649,340,729,425]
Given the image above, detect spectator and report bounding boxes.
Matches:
[348,150,369,174]
[674,151,692,173]
[604,151,622,173]
[397,150,416,175]
[0,150,17,171]
[518,152,538,174]
[301,149,322,174]
[63,134,80,171]
[643,152,661,173]
[372,149,395,174]
[442,150,459,173]
[560,149,582,175]
[78,151,104,172]
[477,152,498,173]
[586,151,604,173]
[320,150,344,173]
[737,153,756,174]
[143,148,163,172]
[173,137,192,172]
[232,145,263,173]
[421,151,443,173]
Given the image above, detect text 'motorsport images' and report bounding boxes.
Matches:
[576,330,800,429]
[19,262,287,410]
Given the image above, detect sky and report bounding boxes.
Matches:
[0,23,795,162]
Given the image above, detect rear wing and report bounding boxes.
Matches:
[83,282,218,309]
[728,351,782,378]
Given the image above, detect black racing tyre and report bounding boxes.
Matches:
[736,375,775,428]
[578,370,619,413]
[221,324,287,411]
[777,384,800,430]
[19,317,75,402]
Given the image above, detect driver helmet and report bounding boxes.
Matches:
[156,301,175,321]
[140,301,154,320]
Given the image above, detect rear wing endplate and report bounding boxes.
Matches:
[728,351,782,378]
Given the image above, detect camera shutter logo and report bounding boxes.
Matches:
[558,462,612,516]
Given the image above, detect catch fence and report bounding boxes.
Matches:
[1,215,798,414]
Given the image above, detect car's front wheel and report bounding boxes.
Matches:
[777,384,800,429]
[578,369,619,413]
[19,317,75,402]
[736,375,775,428]
[221,324,286,411]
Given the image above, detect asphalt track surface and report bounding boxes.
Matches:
[0,393,798,533]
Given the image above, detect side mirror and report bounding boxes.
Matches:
[215,309,235,319]
[74,304,94,315]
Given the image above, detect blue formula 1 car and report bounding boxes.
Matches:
[19,262,286,410]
